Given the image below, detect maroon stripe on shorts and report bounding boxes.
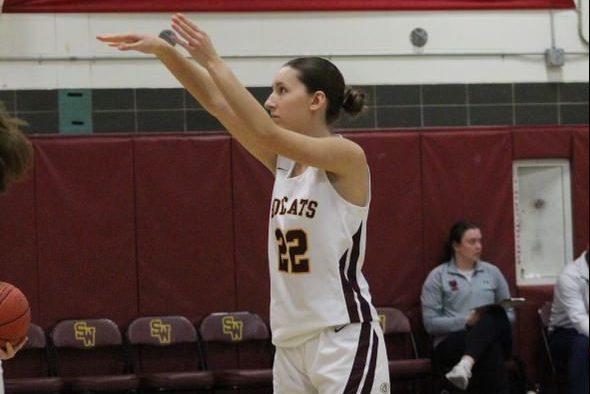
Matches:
[360,328,380,394]
[343,322,372,394]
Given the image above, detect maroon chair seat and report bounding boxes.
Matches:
[126,315,214,391]
[64,374,139,391]
[213,368,274,388]
[49,318,138,393]
[198,311,274,390]
[389,358,433,378]
[139,371,215,389]
[377,307,433,391]
[3,324,64,394]
[4,377,64,394]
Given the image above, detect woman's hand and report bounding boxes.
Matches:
[0,338,27,360]
[171,13,221,68]
[466,309,481,327]
[96,33,168,55]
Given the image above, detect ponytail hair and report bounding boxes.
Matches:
[0,103,33,194]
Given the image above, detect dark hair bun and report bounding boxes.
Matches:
[342,88,366,117]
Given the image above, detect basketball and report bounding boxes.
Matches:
[0,282,31,347]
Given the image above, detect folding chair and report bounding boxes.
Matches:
[377,307,432,393]
[197,311,273,391]
[50,318,138,393]
[126,315,214,392]
[539,302,557,374]
[4,323,64,394]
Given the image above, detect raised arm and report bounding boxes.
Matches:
[170,14,367,179]
[96,31,276,173]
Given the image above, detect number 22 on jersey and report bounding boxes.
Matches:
[275,229,310,273]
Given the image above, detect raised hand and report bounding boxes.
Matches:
[171,13,220,67]
[96,32,168,55]
[0,337,27,360]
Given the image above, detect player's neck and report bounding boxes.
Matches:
[299,117,331,138]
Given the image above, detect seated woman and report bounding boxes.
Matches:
[421,220,515,393]
[549,244,588,394]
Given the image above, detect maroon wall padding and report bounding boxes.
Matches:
[572,128,589,254]
[35,137,137,326]
[134,136,235,320]
[0,175,38,321]
[1,127,585,382]
[421,130,516,289]
[513,126,573,159]
[350,132,425,311]
[0,171,40,380]
[231,143,274,320]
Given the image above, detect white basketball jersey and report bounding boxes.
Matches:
[268,155,379,347]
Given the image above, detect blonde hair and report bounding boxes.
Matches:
[0,103,33,194]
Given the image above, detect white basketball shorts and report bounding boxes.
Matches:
[273,321,390,394]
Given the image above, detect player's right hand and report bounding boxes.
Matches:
[96,33,168,55]
[0,337,27,360]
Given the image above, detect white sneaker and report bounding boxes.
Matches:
[445,363,472,390]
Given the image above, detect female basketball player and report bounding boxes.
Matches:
[0,103,33,394]
[98,13,390,393]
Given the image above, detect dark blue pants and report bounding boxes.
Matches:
[434,306,512,394]
[549,328,589,394]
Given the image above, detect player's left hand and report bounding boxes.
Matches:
[96,32,167,55]
[171,13,221,68]
[0,337,27,360]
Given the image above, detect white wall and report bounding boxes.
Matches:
[0,5,588,89]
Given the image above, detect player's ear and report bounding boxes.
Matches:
[309,91,327,112]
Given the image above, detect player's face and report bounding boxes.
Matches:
[265,67,314,132]
[454,228,482,263]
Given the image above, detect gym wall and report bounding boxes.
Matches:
[0,125,587,380]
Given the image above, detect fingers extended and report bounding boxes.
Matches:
[96,33,138,43]
[176,13,202,33]
[171,15,201,42]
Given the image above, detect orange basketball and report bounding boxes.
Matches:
[0,282,31,347]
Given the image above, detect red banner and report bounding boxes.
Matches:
[1,0,576,13]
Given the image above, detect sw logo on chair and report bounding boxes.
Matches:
[74,321,96,347]
[149,319,172,344]
[222,316,244,341]
[379,314,387,332]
